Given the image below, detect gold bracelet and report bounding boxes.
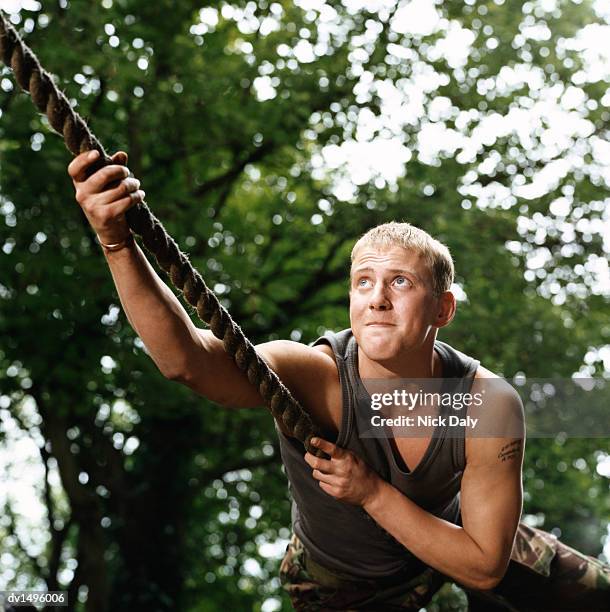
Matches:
[97,232,134,253]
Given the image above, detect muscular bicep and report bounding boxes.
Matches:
[180,332,338,434]
[460,393,525,580]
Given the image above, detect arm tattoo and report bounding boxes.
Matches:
[497,440,522,463]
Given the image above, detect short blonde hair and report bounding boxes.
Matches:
[351,222,454,296]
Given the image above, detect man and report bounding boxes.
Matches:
[69,150,609,611]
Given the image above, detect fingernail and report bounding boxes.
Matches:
[88,150,99,160]
[311,438,318,445]
[140,190,146,200]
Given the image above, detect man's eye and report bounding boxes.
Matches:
[358,278,370,287]
[394,276,410,286]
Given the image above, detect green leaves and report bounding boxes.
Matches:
[1,1,609,610]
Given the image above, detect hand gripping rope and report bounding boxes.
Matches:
[0,13,323,457]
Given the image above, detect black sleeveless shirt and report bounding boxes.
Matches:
[276,329,480,579]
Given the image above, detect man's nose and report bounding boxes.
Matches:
[368,283,391,310]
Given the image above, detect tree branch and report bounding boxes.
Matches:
[258,234,348,311]
[191,140,275,198]
[75,416,129,510]
[29,386,109,612]
[7,402,71,590]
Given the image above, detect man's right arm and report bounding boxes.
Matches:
[100,236,261,405]
[68,151,339,425]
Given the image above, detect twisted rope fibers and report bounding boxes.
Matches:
[0,13,323,455]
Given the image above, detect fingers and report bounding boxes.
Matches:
[310,437,341,458]
[69,150,131,192]
[68,150,129,183]
[68,150,101,182]
[304,438,347,475]
[311,469,339,486]
[87,164,131,192]
[304,452,333,473]
[94,177,142,206]
[68,150,142,242]
[97,190,145,221]
[73,166,135,209]
[318,481,339,497]
[111,151,128,165]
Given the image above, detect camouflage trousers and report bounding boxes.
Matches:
[279,524,610,611]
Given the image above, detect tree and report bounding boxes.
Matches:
[1,1,608,610]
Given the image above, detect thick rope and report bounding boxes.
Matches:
[0,13,323,456]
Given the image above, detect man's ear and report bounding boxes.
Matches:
[434,291,456,328]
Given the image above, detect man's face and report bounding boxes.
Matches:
[349,245,441,363]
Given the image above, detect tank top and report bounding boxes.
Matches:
[276,328,480,579]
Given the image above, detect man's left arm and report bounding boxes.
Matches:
[305,392,524,591]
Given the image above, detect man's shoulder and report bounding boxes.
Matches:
[435,344,521,409]
[473,363,501,379]
[258,339,338,376]
[312,341,337,363]
[257,339,342,436]
[464,364,525,465]
[473,364,522,405]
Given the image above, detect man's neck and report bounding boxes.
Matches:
[357,341,443,379]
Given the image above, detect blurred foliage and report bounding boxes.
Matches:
[0,0,609,610]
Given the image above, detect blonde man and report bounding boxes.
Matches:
[69,151,609,610]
